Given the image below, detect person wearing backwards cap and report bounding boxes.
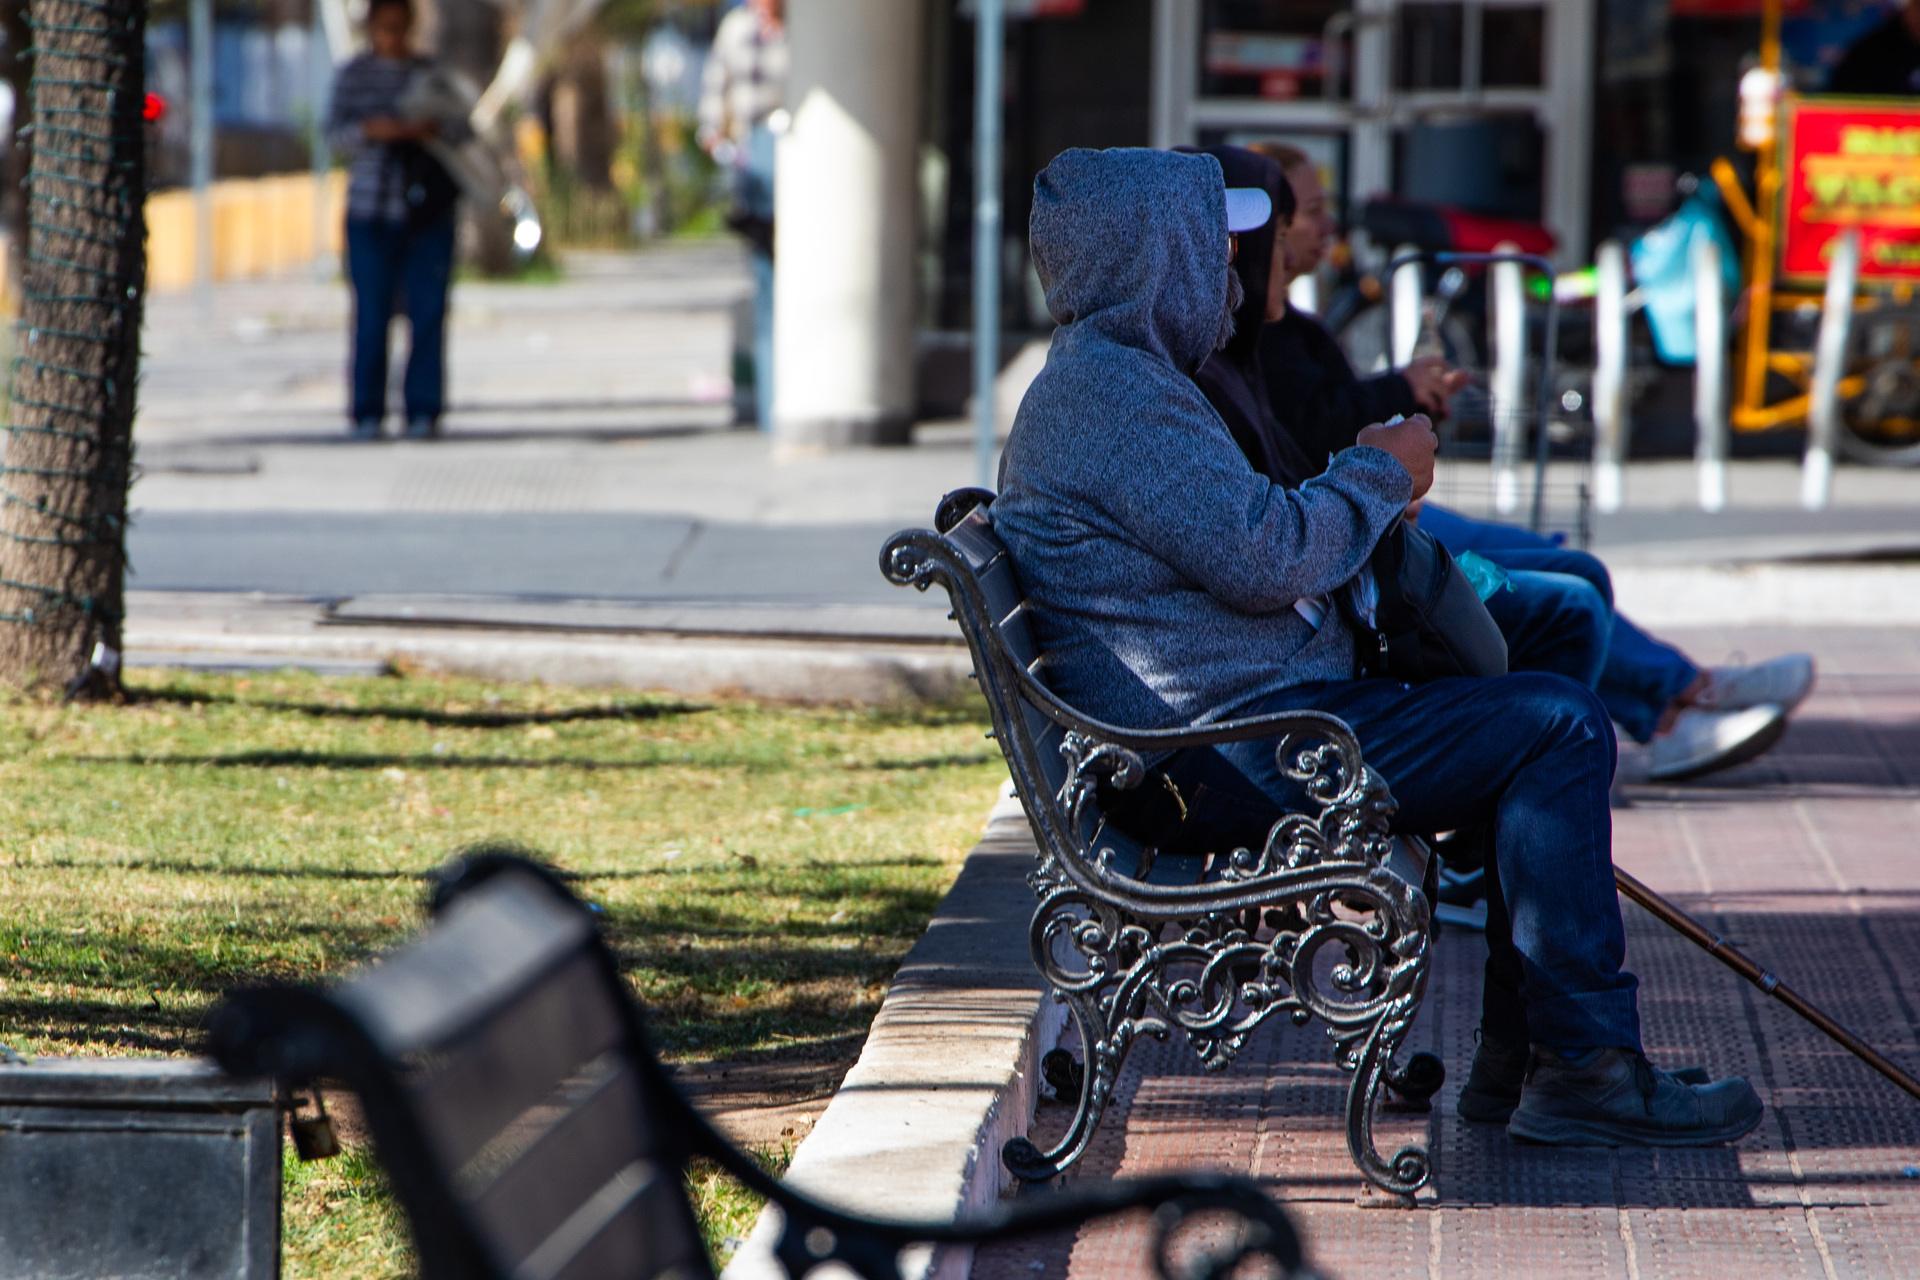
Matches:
[991,146,1763,1148]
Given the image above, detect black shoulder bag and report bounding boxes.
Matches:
[1339,519,1508,682]
[393,140,460,230]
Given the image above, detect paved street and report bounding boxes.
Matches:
[127,246,1920,618]
[972,624,1920,1280]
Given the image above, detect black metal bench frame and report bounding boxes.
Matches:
[209,853,1310,1280]
[882,491,1438,1199]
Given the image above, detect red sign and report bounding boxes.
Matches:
[1781,96,1920,283]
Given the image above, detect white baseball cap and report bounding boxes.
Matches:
[1225,187,1273,233]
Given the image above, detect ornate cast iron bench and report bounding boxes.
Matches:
[881,491,1441,1200]
[208,853,1310,1280]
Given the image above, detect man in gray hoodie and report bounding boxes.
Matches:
[993,147,1762,1148]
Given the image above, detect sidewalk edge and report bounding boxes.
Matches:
[123,626,974,705]
[719,786,1059,1280]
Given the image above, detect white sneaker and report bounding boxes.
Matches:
[1647,704,1788,781]
[1697,654,1815,714]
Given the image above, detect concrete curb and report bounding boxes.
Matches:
[720,788,1058,1280]
[123,627,974,705]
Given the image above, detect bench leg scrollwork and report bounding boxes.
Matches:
[1003,739,1437,1200]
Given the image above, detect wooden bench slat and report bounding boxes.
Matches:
[540,1164,706,1280]
[409,950,626,1172]
[337,871,594,1056]
[942,511,1006,575]
[468,1059,695,1278]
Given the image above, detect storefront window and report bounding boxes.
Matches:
[1200,0,1349,100]
[1482,6,1545,88]
[1396,4,1464,90]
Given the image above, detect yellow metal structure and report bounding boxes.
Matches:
[1713,0,1919,453]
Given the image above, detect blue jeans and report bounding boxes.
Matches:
[346,214,456,426]
[1481,567,1609,690]
[1420,505,1699,743]
[1163,674,1642,1053]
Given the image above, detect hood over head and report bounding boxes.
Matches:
[1190,145,1293,362]
[1029,148,1232,375]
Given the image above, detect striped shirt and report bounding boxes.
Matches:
[697,8,788,150]
[326,53,472,223]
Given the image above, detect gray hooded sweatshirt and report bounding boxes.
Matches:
[992,148,1410,730]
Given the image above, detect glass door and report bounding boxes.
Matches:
[1152,0,1594,266]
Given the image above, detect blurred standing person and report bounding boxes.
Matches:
[326,0,470,440]
[1828,0,1920,94]
[698,0,787,432]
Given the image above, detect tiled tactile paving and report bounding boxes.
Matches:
[971,629,1920,1278]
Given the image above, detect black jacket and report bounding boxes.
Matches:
[1829,13,1920,96]
[1257,310,1421,476]
[1194,347,1316,489]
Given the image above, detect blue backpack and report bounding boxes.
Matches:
[1630,183,1743,365]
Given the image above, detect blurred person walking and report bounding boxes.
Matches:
[1828,0,1920,94]
[698,0,787,432]
[326,0,470,441]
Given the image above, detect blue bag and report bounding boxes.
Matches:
[1629,183,1742,365]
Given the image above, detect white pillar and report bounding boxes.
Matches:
[1803,228,1859,511]
[1590,241,1629,512]
[1692,235,1728,513]
[1390,247,1422,369]
[773,0,924,449]
[1349,0,1393,202]
[1490,245,1526,515]
[1543,0,1596,268]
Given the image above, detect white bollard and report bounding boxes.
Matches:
[1490,244,1526,514]
[1288,270,1319,316]
[1691,234,1728,513]
[1390,245,1422,368]
[1591,241,1629,513]
[1803,228,1859,511]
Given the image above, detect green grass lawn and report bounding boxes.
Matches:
[0,667,1005,1276]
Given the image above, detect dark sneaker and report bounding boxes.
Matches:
[1461,1039,1713,1125]
[350,418,382,441]
[1508,1047,1762,1147]
[1457,1037,1532,1124]
[403,416,440,440]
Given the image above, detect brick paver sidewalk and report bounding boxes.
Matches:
[975,626,1920,1279]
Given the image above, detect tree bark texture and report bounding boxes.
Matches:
[0,0,145,696]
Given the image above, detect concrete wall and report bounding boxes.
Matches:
[146,172,346,290]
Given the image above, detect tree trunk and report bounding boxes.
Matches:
[436,0,518,276]
[0,0,146,697]
[551,27,613,191]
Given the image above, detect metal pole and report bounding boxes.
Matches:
[1490,247,1525,515]
[1803,228,1858,512]
[1528,280,1559,535]
[1615,867,1920,1105]
[1591,240,1629,513]
[190,0,214,316]
[971,0,1005,490]
[1692,234,1728,513]
[310,0,332,280]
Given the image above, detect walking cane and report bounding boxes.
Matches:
[1614,867,1920,1104]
